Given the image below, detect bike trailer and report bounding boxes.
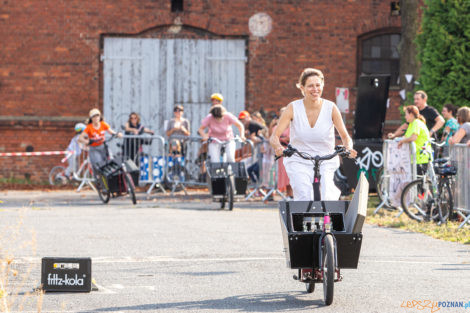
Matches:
[279,174,368,269]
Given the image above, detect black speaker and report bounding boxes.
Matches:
[353,75,390,139]
[41,257,92,292]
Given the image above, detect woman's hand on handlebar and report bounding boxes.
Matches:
[274,145,284,157]
[347,147,358,158]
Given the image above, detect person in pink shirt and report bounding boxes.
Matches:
[198,105,245,162]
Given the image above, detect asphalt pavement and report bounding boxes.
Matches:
[0,190,469,313]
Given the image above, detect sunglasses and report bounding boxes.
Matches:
[174,109,184,112]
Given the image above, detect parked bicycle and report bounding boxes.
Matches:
[91,135,137,205]
[49,152,96,192]
[277,144,364,306]
[400,141,456,222]
[205,136,248,210]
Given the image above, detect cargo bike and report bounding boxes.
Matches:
[205,137,249,210]
[90,135,139,205]
[277,145,367,305]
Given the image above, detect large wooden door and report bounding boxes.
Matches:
[102,38,246,136]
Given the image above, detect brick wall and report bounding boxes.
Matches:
[0,0,402,181]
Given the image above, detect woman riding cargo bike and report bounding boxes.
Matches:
[198,104,247,210]
[271,68,362,306]
[79,108,137,205]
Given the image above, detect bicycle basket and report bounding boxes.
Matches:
[435,165,457,176]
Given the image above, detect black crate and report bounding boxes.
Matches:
[41,257,92,292]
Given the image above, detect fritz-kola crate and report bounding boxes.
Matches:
[41,257,92,292]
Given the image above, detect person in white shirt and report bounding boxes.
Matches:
[270,68,357,201]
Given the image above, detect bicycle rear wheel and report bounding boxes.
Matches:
[438,179,453,223]
[124,172,137,205]
[401,179,437,222]
[49,166,69,186]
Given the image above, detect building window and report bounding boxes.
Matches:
[171,0,183,12]
[358,32,400,85]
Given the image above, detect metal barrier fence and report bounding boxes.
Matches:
[449,144,470,229]
[105,134,285,201]
[375,139,416,215]
[113,135,167,194]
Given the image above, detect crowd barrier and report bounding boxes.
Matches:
[449,144,470,229]
[374,139,416,215]
[114,134,167,194]
[106,134,284,201]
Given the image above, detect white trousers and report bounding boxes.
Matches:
[208,141,236,163]
[284,161,340,201]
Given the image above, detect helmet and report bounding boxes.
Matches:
[238,110,250,120]
[74,123,86,133]
[210,93,224,102]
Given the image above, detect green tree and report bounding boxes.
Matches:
[415,0,470,111]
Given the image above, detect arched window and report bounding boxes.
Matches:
[358,30,401,85]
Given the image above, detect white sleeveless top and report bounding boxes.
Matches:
[284,98,339,168]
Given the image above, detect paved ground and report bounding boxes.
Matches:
[0,190,469,313]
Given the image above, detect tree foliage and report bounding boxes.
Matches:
[415,0,470,111]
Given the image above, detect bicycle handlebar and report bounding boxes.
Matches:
[204,136,245,145]
[275,144,350,162]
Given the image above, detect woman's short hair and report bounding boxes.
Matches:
[174,105,184,112]
[210,105,225,119]
[296,68,324,89]
[443,103,457,117]
[456,106,470,124]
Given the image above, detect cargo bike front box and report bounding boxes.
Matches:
[279,200,364,269]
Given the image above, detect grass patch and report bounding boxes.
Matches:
[366,195,470,244]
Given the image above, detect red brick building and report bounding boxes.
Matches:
[0,0,403,181]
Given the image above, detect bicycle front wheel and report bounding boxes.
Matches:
[49,166,69,186]
[227,177,234,211]
[124,172,137,205]
[438,179,453,223]
[322,234,335,306]
[95,174,110,204]
[401,179,437,222]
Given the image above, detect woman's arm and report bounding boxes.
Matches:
[198,125,208,141]
[78,131,89,145]
[449,128,465,145]
[270,104,293,156]
[180,121,190,136]
[234,119,246,141]
[107,127,123,138]
[440,125,451,142]
[143,127,154,135]
[332,105,357,157]
[397,133,417,148]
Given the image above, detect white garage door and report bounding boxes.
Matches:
[102,38,246,136]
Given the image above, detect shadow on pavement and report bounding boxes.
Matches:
[80,291,325,312]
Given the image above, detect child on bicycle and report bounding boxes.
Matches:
[64,123,87,179]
